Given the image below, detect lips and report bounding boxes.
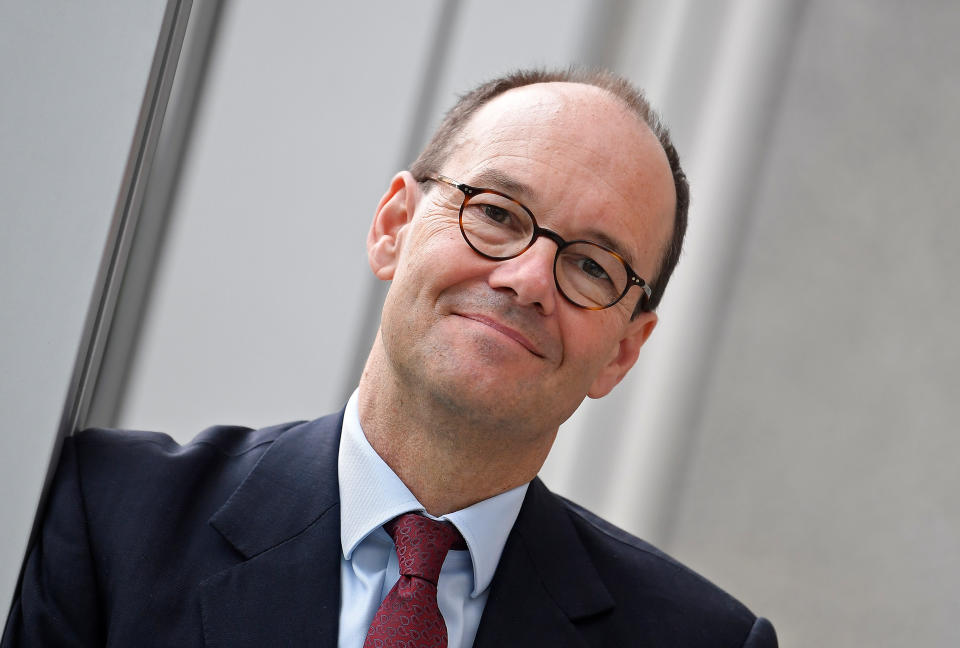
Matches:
[455,312,547,358]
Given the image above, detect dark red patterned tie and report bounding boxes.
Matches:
[363,513,467,648]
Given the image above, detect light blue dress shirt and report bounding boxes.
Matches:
[336,390,529,648]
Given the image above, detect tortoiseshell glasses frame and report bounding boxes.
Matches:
[426,175,653,311]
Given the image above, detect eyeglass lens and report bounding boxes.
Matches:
[460,192,629,309]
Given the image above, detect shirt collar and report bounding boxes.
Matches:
[338,389,528,597]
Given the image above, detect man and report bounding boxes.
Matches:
[3,69,776,646]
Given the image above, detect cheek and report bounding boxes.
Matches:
[404,216,462,261]
[392,219,481,294]
[558,314,623,373]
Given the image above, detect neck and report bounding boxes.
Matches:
[357,339,555,516]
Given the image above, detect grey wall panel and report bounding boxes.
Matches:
[668,1,960,645]
[0,0,173,621]
[424,0,594,126]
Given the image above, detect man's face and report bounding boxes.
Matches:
[370,82,676,437]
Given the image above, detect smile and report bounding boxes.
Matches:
[455,313,545,358]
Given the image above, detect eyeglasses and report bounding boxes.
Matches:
[426,175,652,311]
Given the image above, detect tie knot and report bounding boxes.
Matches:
[384,513,466,584]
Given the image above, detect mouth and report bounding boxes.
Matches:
[455,313,546,358]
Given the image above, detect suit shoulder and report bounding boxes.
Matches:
[559,495,679,565]
[67,420,308,501]
[559,495,762,627]
[73,419,305,461]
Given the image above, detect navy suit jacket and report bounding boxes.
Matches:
[3,411,776,647]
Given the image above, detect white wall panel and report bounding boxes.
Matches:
[422,0,594,128]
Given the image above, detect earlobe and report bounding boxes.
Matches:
[587,312,658,398]
[367,171,420,280]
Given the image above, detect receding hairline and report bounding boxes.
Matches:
[447,80,668,164]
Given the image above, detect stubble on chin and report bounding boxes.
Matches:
[379,283,569,440]
[384,325,545,442]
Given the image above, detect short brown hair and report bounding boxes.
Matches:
[410,67,689,315]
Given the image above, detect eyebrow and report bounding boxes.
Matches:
[581,229,636,268]
[467,168,540,203]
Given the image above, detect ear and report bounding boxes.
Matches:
[367,171,421,280]
[587,311,658,399]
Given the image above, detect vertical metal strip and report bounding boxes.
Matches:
[60,0,193,438]
[86,0,228,428]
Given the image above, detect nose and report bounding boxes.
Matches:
[487,237,559,315]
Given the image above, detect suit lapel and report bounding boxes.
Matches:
[473,478,614,648]
[200,411,345,647]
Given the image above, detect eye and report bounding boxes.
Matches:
[577,257,612,282]
[463,194,529,235]
[480,204,514,225]
[556,243,629,307]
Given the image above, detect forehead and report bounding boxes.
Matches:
[444,82,676,277]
